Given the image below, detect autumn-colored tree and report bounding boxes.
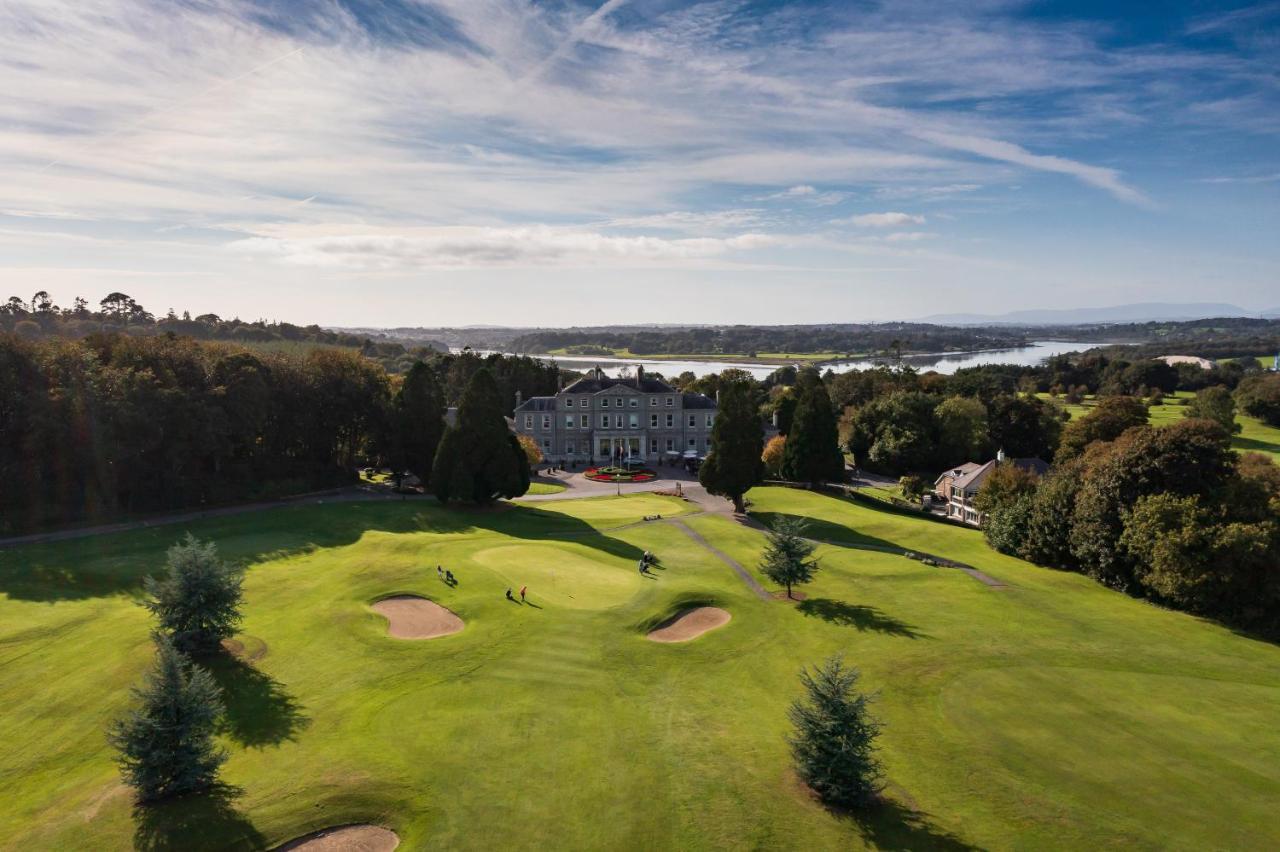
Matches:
[762,434,786,477]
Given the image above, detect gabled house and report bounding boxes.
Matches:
[933,452,1049,526]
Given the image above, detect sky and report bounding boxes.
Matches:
[2,0,1278,326]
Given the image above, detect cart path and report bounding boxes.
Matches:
[671,519,770,600]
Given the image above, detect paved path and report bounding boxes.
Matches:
[671,519,770,600]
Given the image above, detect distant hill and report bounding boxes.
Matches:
[921,302,1255,326]
[1262,307,1280,320]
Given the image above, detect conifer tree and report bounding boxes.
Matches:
[431,368,530,504]
[699,379,764,513]
[393,361,447,481]
[108,635,227,802]
[759,516,819,598]
[144,535,243,655]
[789,656,884,810]
[781,370,845,487]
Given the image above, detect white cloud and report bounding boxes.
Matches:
[230,225,780,270]
[837,212,927,228]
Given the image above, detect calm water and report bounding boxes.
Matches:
[474,340,1100,380]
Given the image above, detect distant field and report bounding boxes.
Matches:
[3,488,1278,849]
[1043,390,1280,464]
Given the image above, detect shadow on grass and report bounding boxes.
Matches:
[796,598,926,639]
[845,799,979,852]
[1,498,648,602]
[750,510,903,552]
[206,654,309,748]
[132,785,264,852]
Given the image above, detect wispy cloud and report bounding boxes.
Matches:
[836,212,927,228]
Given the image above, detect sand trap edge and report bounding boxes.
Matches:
[371,595,464,640]
[646,606,731,643]
[273,823,399,851]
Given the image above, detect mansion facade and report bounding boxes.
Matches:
[513,366,717,464]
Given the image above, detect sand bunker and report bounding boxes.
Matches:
[372,596,463,639]
[276,825,399,851]
[646,606,731,642]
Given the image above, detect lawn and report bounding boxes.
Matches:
[523,481,567,495]
[2,489,1278,849]
[1043,391,1280,464]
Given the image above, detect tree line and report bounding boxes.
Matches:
[509,323,1028,357]
[1,332,559,533]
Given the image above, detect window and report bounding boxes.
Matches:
[600,415,609,429]
[688,414,696,428]
[706,414,714,428]
[566,441,574,454]
[542,439,551,450]
[650,439,658,453]
[666,438,675,451]
[688,438,696,449]
[665,396,673,406]
[565,416,575,429]
[615,414,624,428]
[629,398,637,408]
[666,413,673,427]
[649,397,657,406]
[542,415,551,430]
[580,414,588,428]
[629,414,638,428]
[565,397,573,407]
[650,413,658,427]
[582,397,589,408]
[599,439,610,455]
[602,398,609,408]
[524,415,533,429]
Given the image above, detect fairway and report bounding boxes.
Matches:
[2,489,1279,850]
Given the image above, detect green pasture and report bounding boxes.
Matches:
[1,488,1278,850]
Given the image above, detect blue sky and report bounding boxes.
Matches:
[1,0,1277,325]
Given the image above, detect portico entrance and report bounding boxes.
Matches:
[598,436,644,461]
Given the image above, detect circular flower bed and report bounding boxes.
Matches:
[584,466,657,483]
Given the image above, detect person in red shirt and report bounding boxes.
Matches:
[519,585,527,602]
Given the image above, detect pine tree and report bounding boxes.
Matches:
[430,369,529,504]
[393,361,447,481]
[108,635,227,802]
[781,370,845,487]
[759,516,819,598]
[144,535,243,655]
[699,380,764,513]
[789,656,884,810]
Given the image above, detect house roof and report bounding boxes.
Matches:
[682,392,717,410]
[952,460,997,491]
[513,396,557,413]
[561,374,676,394]
[936,457,1048,491]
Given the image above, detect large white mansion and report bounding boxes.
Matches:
[513,366,717,464]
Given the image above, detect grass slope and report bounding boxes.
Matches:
[1,489,1278,850]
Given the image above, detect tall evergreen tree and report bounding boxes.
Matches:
[789,656,884,810]
[699,380,764,513]
[393,361,447,480]
[108,635,227,802]
[144,536,243,655]
[430,368,530,504]
[781,370,844,486]
[759,516,820,598]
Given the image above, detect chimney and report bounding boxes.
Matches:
[772,410,779,427]
[997,448,1005,463]
[715,389,721,404]
[515,390,523,408]
[636,364,644,383]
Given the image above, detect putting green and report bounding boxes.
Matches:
[468,543,640,609]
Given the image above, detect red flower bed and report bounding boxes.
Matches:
[584,466,657,483]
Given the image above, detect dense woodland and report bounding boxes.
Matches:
[0,331,559,534]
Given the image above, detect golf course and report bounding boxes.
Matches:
[2,486,1279,850]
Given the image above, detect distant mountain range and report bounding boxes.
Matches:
[920,302,1268,326]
